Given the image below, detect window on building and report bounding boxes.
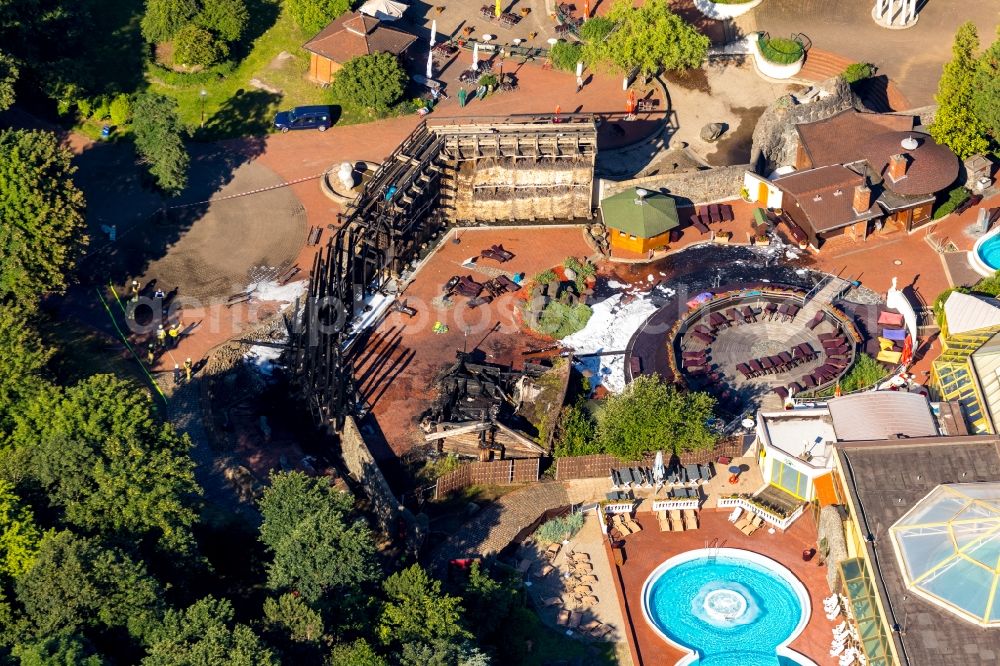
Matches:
[772,460,807,499]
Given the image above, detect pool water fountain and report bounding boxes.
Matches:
[642,548,818,665]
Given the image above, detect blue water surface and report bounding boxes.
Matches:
[979,235,1000,270]
[645,556,808,666]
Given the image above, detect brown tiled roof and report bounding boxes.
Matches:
[774,165,881,234]
[796,109,914,168]
[835,436,1000,666]
[864,131,960,196]
[303,11,416,63]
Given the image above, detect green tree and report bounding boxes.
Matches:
[333,52,407,113]
[143,596,278,666]
[173,24,226,67]
[590,0,708,76]
[0,480,42,579]
[462,561,519,640]
[0,51,18,111]
[0,306,53,442]
[258,471,378,602]
[595,374,716,458]
[109,94,133,126]
[553,401,597,457]
[399,640,490,666]
[0,129,87,303]
[377,564,469,648]
[841,62,875,84]
[287,0,352,35]
[549,42,582,72]
[262,593,324,643]
[930,21,990,159]
[141,0,197,42]
[15,531,161,640]
[132,93,189,195]
[197,0,249,41]
[328,639,386,666]
[13,374,201,553]
[579,16,613,43]
[12,631,107,666]
[972,29,1000,145]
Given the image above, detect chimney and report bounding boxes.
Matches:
[853,185,871,213]
[888,153,908,181]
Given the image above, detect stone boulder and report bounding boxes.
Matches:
[700,122,726,142]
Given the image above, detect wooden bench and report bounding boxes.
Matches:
[307,226,322,246]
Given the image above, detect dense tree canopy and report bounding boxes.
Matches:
[173,23,227,67]
[11,631,107,666]
[0,306,52,441]
[132,93,190,195]
[196,0,249,42]
[12,374,201,553]
[143,597,277,666]
[287,0,352,35]
[258,471,378,602]
[931,21,991,158]
[0,480,41,580]
[553,401,598,457]
[595,375,717,458]
[333,53,407,113]
[0,52,17,111]
[141,0,198,42]
[15,530,161,640]
[0,129,87,304]
[377,564,470,649]
[586,0,709,75]
[972,28,1000,147]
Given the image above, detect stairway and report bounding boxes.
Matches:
[797,49,912,111]
[797,48,854,83]
[796,276,851,324]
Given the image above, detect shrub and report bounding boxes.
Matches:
[109,94,133,125]
[563,256,595,291]
[579,16,613,42]
[549,42,582,72]
[840,353,890,392]
[196,0,248,42]
[758,36,804,65]
[535,301,593,338]
[533,269,557,285]
[76,97,93,119]
[333,52,407,113]
[477,74,498,89]
[932,186,971,219]
[554,402,598,457]
[90,96,110,121]
[842,62,876,84]
[535,512,584,544]
[173,24,226,67]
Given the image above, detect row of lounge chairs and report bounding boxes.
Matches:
[555,610,613,638]
[610,513,642,536]
[610,463,713,489]
[689,203,735,234]
[737,344,816,379]
[729,507,764,536]
[657,508,699,532]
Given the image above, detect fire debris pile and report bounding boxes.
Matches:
[420,353,561,460]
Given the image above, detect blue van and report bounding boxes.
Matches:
[273,106,332,133]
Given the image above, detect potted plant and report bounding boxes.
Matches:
[755,234,770,246]
[520,6,530,15]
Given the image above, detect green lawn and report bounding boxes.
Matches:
[146,8,406,138]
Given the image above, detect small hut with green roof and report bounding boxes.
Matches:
[600,187,679,254]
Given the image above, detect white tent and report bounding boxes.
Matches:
[359,0,407,20]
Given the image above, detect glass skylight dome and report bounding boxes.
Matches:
[889,483,1000,626]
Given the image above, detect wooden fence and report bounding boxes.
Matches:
[434,458,541,499]
[554,439,746,481]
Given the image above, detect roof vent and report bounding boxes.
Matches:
[901,136,919,151]
[633,188,649,206]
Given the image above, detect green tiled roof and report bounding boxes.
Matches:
[601,188,679,239]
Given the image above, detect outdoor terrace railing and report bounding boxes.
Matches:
[717,495,806,531]
[651,498,700,511]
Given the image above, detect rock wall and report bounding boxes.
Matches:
[818,504,849,593]
[341,416,424,552]
[600,164,750,207]
[750,76,862,174]
[451,156,594,222]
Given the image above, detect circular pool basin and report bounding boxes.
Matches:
[641,548,817,666]
[979,233,1000,272]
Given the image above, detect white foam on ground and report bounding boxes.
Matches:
[250,279,307,304]
[561,291,659,394]
[246,345,284,375]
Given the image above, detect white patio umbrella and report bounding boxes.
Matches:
[430,19,437,46]
[471,42,479,70]
[426,50,433,79]
[653,451,665,485]
[358,0,408,20]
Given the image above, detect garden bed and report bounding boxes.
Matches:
[748,32,804,80]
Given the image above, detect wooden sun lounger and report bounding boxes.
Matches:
[591,624,613,639]
[657,510,670,531]
[543,596,563,607]
[669,509,684,532]
[740,514,764,536]
[568,611,583,629]
[556,609,571,626]
[734,513,753,531]
[684,509,699,530]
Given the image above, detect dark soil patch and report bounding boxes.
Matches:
[704,105,766,166]
[662,67,711,94]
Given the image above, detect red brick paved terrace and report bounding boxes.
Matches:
[607,508,836,665]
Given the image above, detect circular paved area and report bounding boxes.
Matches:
[677,302,851,409]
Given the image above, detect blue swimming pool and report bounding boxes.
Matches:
[642,549,815,666]
[979,234,1000,271]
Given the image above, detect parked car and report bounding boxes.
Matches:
[273,106,332,133]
